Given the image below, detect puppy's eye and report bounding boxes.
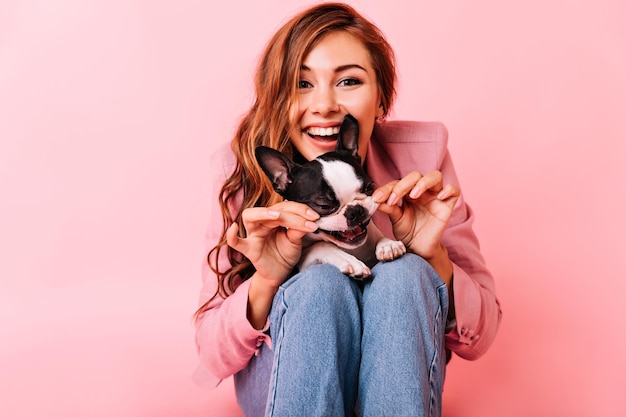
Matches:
[311,202,336,215]
[315,204,334,211]
[362,182,374,195]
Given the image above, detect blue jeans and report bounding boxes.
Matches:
[234,254,449,417]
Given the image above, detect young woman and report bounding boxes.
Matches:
[194,3,501,416]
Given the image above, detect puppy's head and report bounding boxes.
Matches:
[255,114,378,249]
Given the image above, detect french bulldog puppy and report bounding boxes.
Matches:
[255,114,405,279]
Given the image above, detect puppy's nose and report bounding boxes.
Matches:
[345,205,367,227]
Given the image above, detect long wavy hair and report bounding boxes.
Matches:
[195,2,397,318]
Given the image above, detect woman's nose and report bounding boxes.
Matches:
[309,87,340,116]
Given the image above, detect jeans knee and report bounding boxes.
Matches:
[372,254,441,291]
[364,254,447,314]
[282,264,359,308]
[274,265,362,342]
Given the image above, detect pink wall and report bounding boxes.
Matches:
[1,1,624,416]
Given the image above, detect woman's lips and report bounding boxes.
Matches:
[306,131,338,140]
[301,124,342,151]
[304,131,338,150]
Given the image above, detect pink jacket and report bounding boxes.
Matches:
[195,120,502,387]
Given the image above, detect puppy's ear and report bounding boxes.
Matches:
[255,146,297,195]
[336,114,360,160]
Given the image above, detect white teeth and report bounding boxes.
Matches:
[307,126,340,137]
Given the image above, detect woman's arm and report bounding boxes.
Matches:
[194,147,268,386]
[194,146,320,386]
[370,122,502,360]
[433,149,502,360]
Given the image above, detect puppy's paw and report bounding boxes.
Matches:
[300,243,371,280]
[327,250,371,279]
[340,258,371,280]
[375,238,406,262]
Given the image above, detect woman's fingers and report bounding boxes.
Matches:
[398,171,443,201]
[436,183,460,200]
[373,171,461,225]
[373,171,448,205]
[241,203,319,235]
[225,222,245,252]
[240,207,277,232]
[372,180,399,204]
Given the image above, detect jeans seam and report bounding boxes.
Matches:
[427,303,441,417]
[265,295,287,417]
[428,282,448,417]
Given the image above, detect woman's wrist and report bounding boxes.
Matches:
[247,272,280,330]
[425,245,453,288]
[425,244,456,321]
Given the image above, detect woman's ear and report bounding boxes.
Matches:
[376,103,385,118]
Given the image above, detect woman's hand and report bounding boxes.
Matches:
[226,201,320,287]
[373,170,459,321]
[227,200,319,329]
[372,170,460,262]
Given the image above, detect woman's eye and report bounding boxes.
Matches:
[298,80,312,89]
[339,78,362,87]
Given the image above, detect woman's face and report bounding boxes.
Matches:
[289,31,383,163]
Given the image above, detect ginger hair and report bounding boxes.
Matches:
[195,2,396,318]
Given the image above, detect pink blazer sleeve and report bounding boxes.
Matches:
[193,146,270,387]
[368,121,502,360]
[440,150,502,360]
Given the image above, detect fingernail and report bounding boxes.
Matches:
[387,192,398,205]
[372,190,383,202]
[305,221,318,231]
[267,209,280,218]
[306,208,320,219]
[437,190,447,199]
[409,187,420,199]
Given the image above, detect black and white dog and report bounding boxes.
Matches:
[255,114,405,279]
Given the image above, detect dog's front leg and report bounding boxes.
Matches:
[366,223,406,262]
[375,237,407,261]
[299,242,371,279]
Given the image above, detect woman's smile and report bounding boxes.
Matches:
[289,31,383,161]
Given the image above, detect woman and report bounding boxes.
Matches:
[195,3,501,416]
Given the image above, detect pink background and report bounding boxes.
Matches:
[1,1,625,416]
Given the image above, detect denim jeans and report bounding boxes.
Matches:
[234,254,449,417]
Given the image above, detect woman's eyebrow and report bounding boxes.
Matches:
[300,64,368,73]
[334,64,367,73]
